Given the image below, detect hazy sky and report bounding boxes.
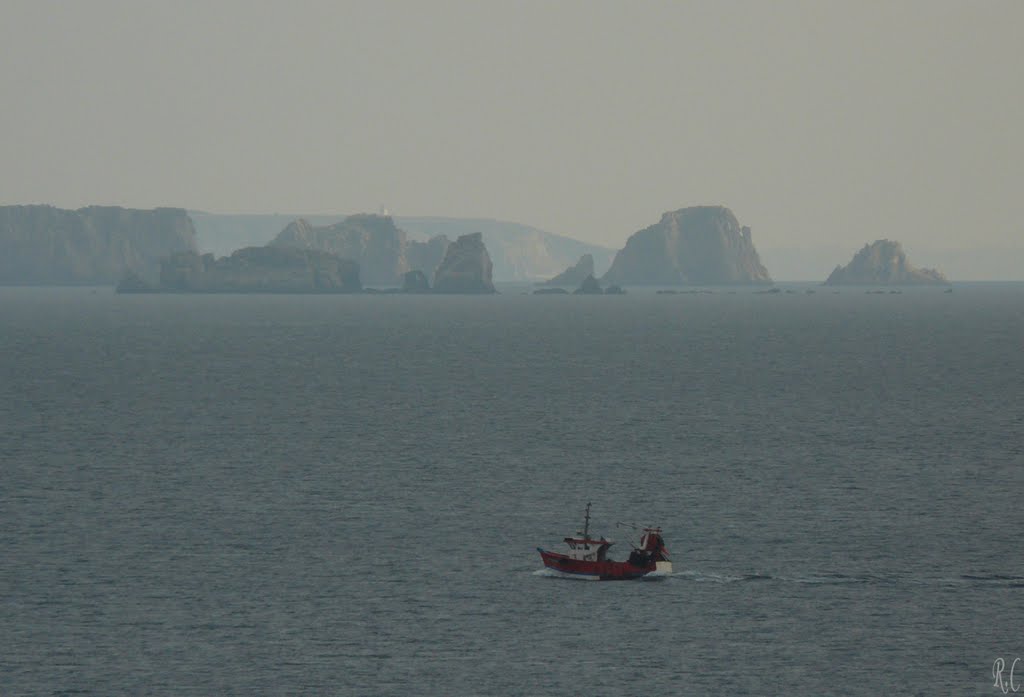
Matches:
[1,1,1021,256]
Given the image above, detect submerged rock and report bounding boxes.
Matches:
[115,271,158,293]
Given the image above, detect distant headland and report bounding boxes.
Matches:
[0,205,197,285]
[0,203,959,291]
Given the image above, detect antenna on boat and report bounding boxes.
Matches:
[583,502,591,539]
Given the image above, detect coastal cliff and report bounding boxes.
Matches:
[602,206,772,286]
[824,240,950,285]
[0,205,198,285]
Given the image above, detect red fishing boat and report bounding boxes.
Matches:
[537,503,672,580]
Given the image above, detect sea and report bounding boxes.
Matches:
[1,284,1022,696]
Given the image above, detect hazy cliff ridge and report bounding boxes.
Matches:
[146,246,361,293]
[602,206,772,286]
[432,232,496,294]
[824,240,950,285]
[0,205,198,285]
[268,214,448,287]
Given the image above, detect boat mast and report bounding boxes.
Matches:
[583,502,591,539]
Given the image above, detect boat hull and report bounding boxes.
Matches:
[537,548,670,580]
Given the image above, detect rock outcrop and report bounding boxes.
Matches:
[824,240,950,285]
[540,254,595,287]
[0,205,198,285]
[573,274,604,295]
[150,247,361,293]
[268,214,448,287]
[395,216,615,282]
[432,232,496,294]
[405,234,451,282]
[188,211,616,282]
[401,270,430,293]
[602,206,772,286]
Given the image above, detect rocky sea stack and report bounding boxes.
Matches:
[573,274,604,295]
[150,247,361,293]
[540,254,595,287]
[432,232,496,294]
[269,214,449,287]
[0,205,198,285]
[824,240,949,285]
[602,206,771,286]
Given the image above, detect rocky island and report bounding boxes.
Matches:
[120,246,361,293]
[0,205,198,285]
[432,232,496,294]
[601,206,771,286]
[824,240,949,285]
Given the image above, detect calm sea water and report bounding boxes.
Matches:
[2,285,1023,696]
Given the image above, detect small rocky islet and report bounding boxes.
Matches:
[823,240,950,286]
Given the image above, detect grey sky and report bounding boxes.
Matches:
[1,1,1021,263]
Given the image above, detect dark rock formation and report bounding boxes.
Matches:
[0,205,198,285]
[540,254,595,287]
[573,274,604,295]
[604,285,626,295]
[405,234,451,281]
[157,247,361,293]
[395,216,614,282]
[432,232,496,294]
[602,206,772,286]
[824,240,950,285]
[533,287,569,295]
[269,214,448,286]
[402,269,430,293]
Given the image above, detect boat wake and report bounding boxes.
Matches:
[668,570,879,585]
[532,568,600,581]
[665,570,1024,588]
[534,567,1024,588]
